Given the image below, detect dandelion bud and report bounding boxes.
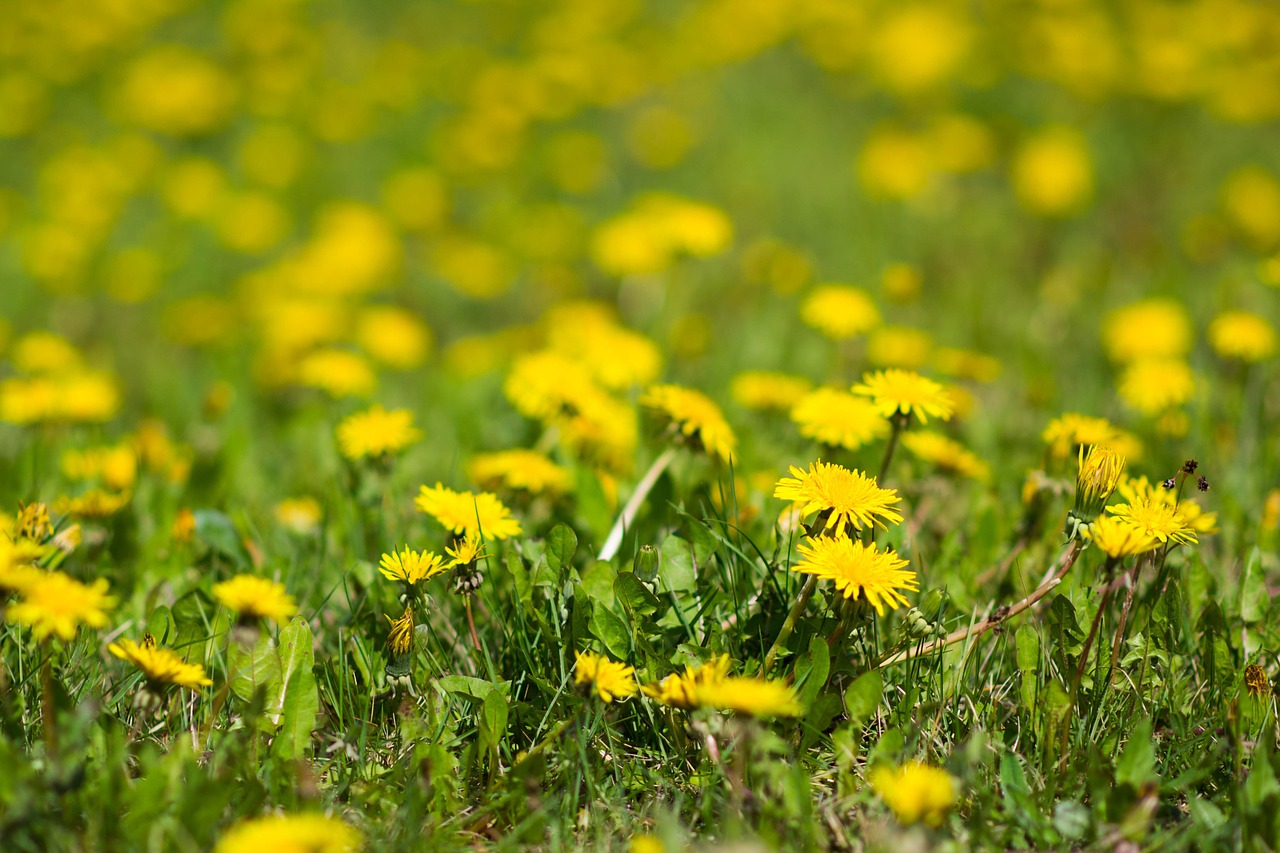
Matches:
[917,588,947,623]
[633,544,661,584]
[1073,445,1125,522]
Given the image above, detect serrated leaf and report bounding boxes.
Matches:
[272,619,318,759]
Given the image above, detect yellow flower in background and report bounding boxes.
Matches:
[11,331,81,374]
[790,388,890,451]
[870,761,956,827]
[852,369,954,424]
[1117,358,1195,415]
[642,654,732,710]
[731,371,813,412]
[116,46,236,136]
[355,306,433,370]
[696,676,802,718]
[574,650,638,703]
[0,536,45,594]
[793,534,917,616]
[1011,126,1093,216]
[61,444,138,492]
[504,350,603,423]
[415,484,523,540]
[215,813,360,853]
[544,302,663,391]
[8,572,114,641]
[858,123,932,200]
[866,325,934,369]
[590,194,732,277]
[1107,498,1198,546]
[275,497,322,535]
[773,461,903,535]
[799,285,881,340]
[336,405,421,460]
[881,263,924,303]
[1209,311,1276,362]
[468,449,570,495]
[901,431,989,481]
[869,4,971,95]
[108,638,213,691]
[639,384,737,464]
[1083,515,1159,559]
[1102,298,1193,364]
[54,489,132,519]
[213,575,298,624]
[378,547,446,585]
[296,349,377,398]
[1222,166,1280,250]
[1042,413,1142,461]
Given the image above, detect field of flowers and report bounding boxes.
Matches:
[2,0,1279,850]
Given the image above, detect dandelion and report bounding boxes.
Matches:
[901,431,989,481]
[696,676,803,718]
[870,761,957,827]
[445,533,484,568]
[336,404,420,460]
[773,461,903,535]
[1074,445,1125,520]
[8,572,115,641]
[378,547,447,584]
[1245,664,1271,698]
[212,575,298,624]
[54,489,131,519]
[1102,298,1193,364]
[799,285,881,340]
[415,484,522,540]
[468,449,570,495]
[275,497,322,535]
[730,371,813,412]
[574,650,638,703]
[1011,126,1093,217]
[793,534,918,616]
[639,384,737,464]
[1082,515,1159,559]
[1107,498,1198,546]
[386,606,414,656]
[108,638,213,691]
[1042,413,1141,461]
[852,369,953,424]
[642,654,732,710]
[1117,359,1195,415]
[1209,311,1276,362]
[790,388,890,451]
[215,813,361,853]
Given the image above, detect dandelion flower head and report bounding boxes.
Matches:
[793,534,918,616]
[415,483,522,540]
[108,638,213,691]
[800,284,881,340]
[773,461,903,535]
[1107,497,1198,546]
[468,449,570,496]
[378,546,447,584]
[901,431,989,481]
[1102,298,1193,364]
[1082,515,1159,559]
[212,574,298,624]
[790,388,890,451]
[639,383,737,464]
[8,571,115,641]
[336,404,420,460]
[574,650,639,703]
[852,369,953,424]
[1209,311,1276,362]
[696,675,803,718]
[870,761,957,827]
[214,813,361,853]
[642,654,732,710]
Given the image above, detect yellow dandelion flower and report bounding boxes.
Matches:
[336,404,420,460]
[1011,126,1093,217]
[1082,515,1159,559]
[793,534,918,616]
[866,325,933,370]
[504,350,602,423]
[799,284,881,340]
[212,575,298,624]
[386,606,414,656]
[215,813,361,853]
[468,449,570,495]
[1075,445,1125,518]
[773,461,903,535]
[870,761,957,827]
[574,650,638,703]
[545,304,663,390]
[852,369,953,424]
[53,489,132,518]
[1042,413,1142,461]
[901,431,989,481]
[696,676,803,718]
[108,638,213,691]
[0,560,44,596]
[415,484,522,540]
[1116,475,1217,535]
[730,371,813,412]
[642,654,732,710]
[1107,498,1198,546]
[1102,298,1193,364]
[639,384,737,464]
[790,388,891,451]
[274,497,322,535]
[445,533,485,568]
[1245,664,1271,698]
[1117,358,1195,415]
[1209,311,1276,362]
[8,572,115,641]
[15,501,53,541]
[378,547,447,584]
[295,349,376,398]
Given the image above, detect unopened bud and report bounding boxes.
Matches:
[633,544,661,584]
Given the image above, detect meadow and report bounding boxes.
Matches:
[1,0,1279,850]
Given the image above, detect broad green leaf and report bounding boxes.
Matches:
[1115,718,1156,787]
[193,509,251,569]
[658,535,697,592]
[792,636,830,709]
[1240,547,1268,624]
[479,690,508,754]
[580,560,617,607]
[844,670,883,726]
[589,603,631,660]
[145,606,174,646]
[436,676,511,703]
[545,523,578,575]
[615,572,663,620]
[1015,625,1040,709]
[272,618,317,759]
[228,633,282,705]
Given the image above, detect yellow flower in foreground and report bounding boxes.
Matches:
[1075,445,1125,518]
[901,431,989,481]
[790,388,890,451]
[213,575,298,624]
[386,606,414,656]
[108,638,213,691]
[1107,498,1198,546]
[468,449,570,495]
[415,484,522,540]
[8,572,115,641]
[696,676,803,718]
[773,461,903,535]
[574,650,638,703]
[1117,358,1195,415]
[378,547,446,584]
[215,813,361,853]
[642,654,732,710]
[852,369,953,424]
[1209,311,1276,362]
[639,384,737,464]
[445,533,485,568]
[336,404,421,460]
[793,534,917,616]
[1116,475,1217,535]
[800,284,881,340]
[870,761,956,827]
[1082,515,1159,559]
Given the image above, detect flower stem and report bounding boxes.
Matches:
[599,447,677,562]
[876,412,908,485]
[40,649,57,758]
[464,594,482,653]
[764,574,819,673]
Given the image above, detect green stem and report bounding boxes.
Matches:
[765,574,819,673]
[40,647,56,758]
[877,412,909,485]
[599,447,677,562]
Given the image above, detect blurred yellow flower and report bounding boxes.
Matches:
[336,405,420,460]
[731,371,813,411]
[902,431,989,481]
[852,369,953,424]
[696,676,802,718]
[867,325,933,369]
[355,306,432,370]
[800,285,881,340]
[468,449,570,495]
[296,349,377,399]
[790,387,890,451]
[116,46,235,136]
[869,5,971,94]
[870,761,956,827]
[1222,166,1280,250]
[1117,358,1195,415]
[642,654,732,710]
[639,384,737,464]
[1102,298,1193,363]
[415,484,522,540]
[215,813,360,853]
[8,572,114,641]
[857,125,932,199]
[574,650,638,703]
[108,638,213,691]
[1209,311,1276,362]
[275,498,322,535]
[1011,127,1093,216]
[213,575,298,625]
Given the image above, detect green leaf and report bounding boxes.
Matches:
[1241,547,1268,624]
[508,552,532,606]
[580,560,617,607]
[145,606,174,646]
[1053,800,1091,841]
[228,633,282,705]
[1115,718,1156,787]
[1015,625,1040,709]
[436,676,511,703]
[843,670,883,726]
[545,523,578,575]
[615,572,663,620]
[272,618,317,759]
[792,636,830,709]
[679,512,719,566]
[479,690,508,755]
[658,535,697,592]
[193,509,251,569]
[589,603,631,660]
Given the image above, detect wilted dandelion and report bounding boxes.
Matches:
[386,606,415,656]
